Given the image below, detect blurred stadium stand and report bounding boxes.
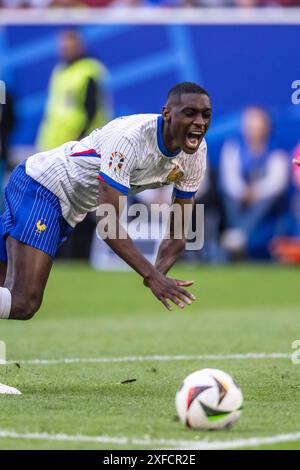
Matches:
[0,1,299,7]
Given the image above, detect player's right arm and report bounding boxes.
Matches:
[96,180,195,311]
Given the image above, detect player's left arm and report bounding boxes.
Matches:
[154,141,206,279]
[154,195,195,277]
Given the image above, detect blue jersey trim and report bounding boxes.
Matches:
[157,116,180,158]
[173,188,196,199]
[98,172,129,195]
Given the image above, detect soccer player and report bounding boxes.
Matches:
[0,82,212,320]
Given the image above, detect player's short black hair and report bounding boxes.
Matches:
[167,82,210,101]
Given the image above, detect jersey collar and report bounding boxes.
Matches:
[157,115,180,158]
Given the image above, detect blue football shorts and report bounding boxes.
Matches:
[0,161,73,262]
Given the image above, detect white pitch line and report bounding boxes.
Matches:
[179,432,300,450]
[0,429,300,450]
[2,353,290,366]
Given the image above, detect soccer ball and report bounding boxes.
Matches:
[175,368,243,430]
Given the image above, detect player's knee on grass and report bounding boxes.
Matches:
[11,291,43,320]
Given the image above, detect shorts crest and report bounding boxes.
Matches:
[36,219,47,235]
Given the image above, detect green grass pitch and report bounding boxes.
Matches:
[0,262,300,450]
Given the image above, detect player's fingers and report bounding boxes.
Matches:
[175,279,194,287]
[293,158,300,166]
[171,289,193,306]
[176,292,192,305]
[180,294,194,305]
[175,286,196,301]
[159,297,172,311]
[167,294,185,309]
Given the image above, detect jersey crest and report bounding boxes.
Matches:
[166,164,184,183]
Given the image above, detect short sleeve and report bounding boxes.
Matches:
[98,136,137,195]
[173,141,207,199]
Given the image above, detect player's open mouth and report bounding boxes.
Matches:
[186,130,203,149]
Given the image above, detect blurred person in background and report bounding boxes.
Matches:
[271,145,300,265]
[193,161,227,263]
[37,30,112,259]
[293,141,300,160]
[37,30,112,151]
[220,106,290,260]
[289,142,300,235]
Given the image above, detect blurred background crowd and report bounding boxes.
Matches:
[1,11,300,266]
[0,0,299,8]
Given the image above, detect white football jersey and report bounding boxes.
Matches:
[26,114,207,227]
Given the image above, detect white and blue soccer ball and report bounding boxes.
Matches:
[175,368,243,430]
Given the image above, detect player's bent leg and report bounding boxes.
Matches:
[2,237,53,320]
[0,162,73,320]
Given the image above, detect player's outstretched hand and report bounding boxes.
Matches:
[144,272,195,311]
